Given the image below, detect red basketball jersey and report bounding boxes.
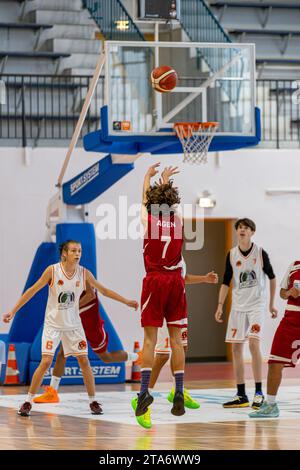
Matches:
[285,261,300,309]
[143,212,183,273]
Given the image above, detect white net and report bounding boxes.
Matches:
[174,122,219,164]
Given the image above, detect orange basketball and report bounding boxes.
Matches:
[151,65,178,93]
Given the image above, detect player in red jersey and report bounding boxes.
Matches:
[134,163,187,427]
[250,260,300,418]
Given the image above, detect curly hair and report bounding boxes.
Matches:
[145,180,181,214]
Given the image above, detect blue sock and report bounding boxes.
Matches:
[174,371,184,393]
[140,368,152,394]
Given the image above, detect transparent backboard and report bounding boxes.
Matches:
[104,40,256,137]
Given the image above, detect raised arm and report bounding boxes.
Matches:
[3,266,53,323]
[142,163,161,205]
[161,166,180,184]
[85,270,138,310]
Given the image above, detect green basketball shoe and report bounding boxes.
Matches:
[131,396,152,429]
[167,387,200,409]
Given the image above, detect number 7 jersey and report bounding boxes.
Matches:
[143,210,183,273]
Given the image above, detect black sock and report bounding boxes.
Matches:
[255,382,262,394]
[237,383,246,397]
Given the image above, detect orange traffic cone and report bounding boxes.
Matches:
[127,341,141,383]
[4,344,20,385]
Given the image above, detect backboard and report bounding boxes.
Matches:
[84,40,260,155]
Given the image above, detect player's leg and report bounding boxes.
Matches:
[135,326,158,417]
[63,327,102,414]
[18,327,60,416]
[76,355,102,415]
[247,310,264,408]
[168,345,200,409]
[223,310,249,408]
[248,337,264,409]
[249,363,283,418]
[249,315,297,418]
[149,353,170,388]
[33,344,66,403]
[18,355,53,416]
[168,325,185,416]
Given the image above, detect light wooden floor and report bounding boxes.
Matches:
[1,363,300,450]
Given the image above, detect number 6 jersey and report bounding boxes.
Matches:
[45,263,86,330]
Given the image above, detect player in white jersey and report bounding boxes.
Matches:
[214,218,277,409]
[3,240,138,417]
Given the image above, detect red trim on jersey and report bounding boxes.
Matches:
[49,265,54,288]
[238,243,255,259]
[60,262,78,280]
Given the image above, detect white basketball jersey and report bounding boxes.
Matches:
[230,244,267,311]
[44,263,86,330]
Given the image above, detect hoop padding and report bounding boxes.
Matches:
[174,122,219,164]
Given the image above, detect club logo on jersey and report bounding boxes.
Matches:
[250,324,261,334]
[236,260,242,267]
[239,270,258,289]
[58,291,75,309]
[253,258,257,265]
[58,280,64,286]
[76,281,80,287]
[78,340,87,350]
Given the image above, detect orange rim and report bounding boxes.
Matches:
[174,121,218,139]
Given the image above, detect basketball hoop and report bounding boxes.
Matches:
[174,121,219,164]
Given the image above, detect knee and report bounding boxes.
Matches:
[98,352,110,363]
[77,356,90,369]
[144,337,156,349]
[249,338,260,354]
[169,335,182,349]
[232,343,243,355]
[155,353,169,365]
[41,356,53,369]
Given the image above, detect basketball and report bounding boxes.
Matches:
[151,65,178,93]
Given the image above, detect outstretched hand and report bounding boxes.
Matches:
[2,311,14,323]
[126,300,139,311]
[146,163,160,178]
[161,166,180,184]
[205,271,218,284]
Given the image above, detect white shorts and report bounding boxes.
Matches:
[42,324,88,357]
[155,322,188,354]
[225,308,264,343]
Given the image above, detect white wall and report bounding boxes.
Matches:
[1,146,300,359]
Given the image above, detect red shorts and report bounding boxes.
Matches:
[80,298,108,353]
[269,312,300,368]
[141,271,187,328]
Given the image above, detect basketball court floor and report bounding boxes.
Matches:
[1,363,300,451]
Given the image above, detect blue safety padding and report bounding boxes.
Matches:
[0,342,31,384]
[62,155,134,205]
[84,105,261,155]
[8,242,58,343]
[28,223,125,384]
[29,360,125,384]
